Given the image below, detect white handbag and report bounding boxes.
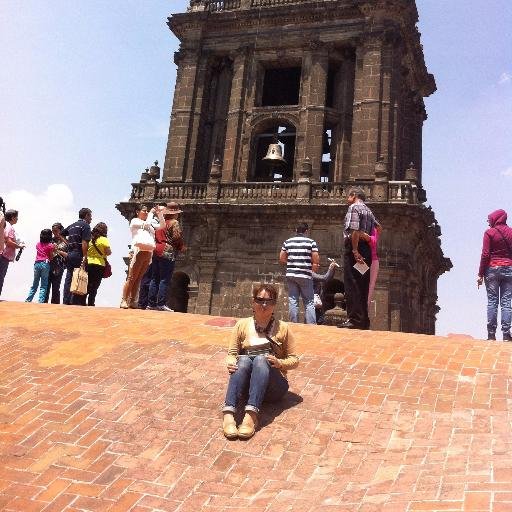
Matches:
[70,266,88,295]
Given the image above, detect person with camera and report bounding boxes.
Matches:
[0,209,25,298]
[222,283,299,440]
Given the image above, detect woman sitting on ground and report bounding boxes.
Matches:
[222,283,299,440]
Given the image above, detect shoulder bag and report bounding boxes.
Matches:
[92,239,112,279]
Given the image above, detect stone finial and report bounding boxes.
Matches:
[323,292,348,327]
[209,157,222,182]
[140,168,150,183]
[374,158,388,182]
[299,157,313,180]
[405,162,418,183]
[148,161,161,182]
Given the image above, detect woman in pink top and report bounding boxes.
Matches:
[366,225,381,308]
[25,229,57,303]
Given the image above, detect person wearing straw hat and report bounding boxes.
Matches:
[147,202,185,311]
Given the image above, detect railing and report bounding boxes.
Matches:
[129,180,419,205]
[192,0,336,12]
[157,183,207,200]
[311,182,344,201]
[250,0,331,6]
[219,182,298,201]
[389,181,416,203]
[130,184,145,200]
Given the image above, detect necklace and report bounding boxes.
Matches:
[254,315,274,335]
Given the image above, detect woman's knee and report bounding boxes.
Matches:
[236,355,252,371]
[252,355,270,369]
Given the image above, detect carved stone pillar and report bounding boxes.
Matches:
[350,35,397,180]
[222,48,250,181]
[163,48,205,182]
[297,44,328,181]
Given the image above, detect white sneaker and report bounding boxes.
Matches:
[160,305,174,312]
[120,299,129,309]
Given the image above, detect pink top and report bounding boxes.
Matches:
[1,223,17,261]
[478,209,512,276]
[369,228,379,262]
[35,242,55,263]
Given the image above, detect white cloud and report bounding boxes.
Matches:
[498,72,511,85]
[501,167,512,177]
[1,184,77,301]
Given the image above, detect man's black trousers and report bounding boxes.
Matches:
[343,240,372,329]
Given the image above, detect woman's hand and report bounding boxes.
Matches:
[477,276,483,289]
[266,354,282,369]
[227,363,238,374]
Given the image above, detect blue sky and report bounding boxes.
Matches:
[1,1,511,338]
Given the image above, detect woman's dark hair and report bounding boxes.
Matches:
[40,229,53,244]
[5,209,18,222]
[252,283,279,301]
[91,222,108,241]
[52,222,64,232]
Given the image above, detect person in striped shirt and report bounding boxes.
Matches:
[279,222,320,324]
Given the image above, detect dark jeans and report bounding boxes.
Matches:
[0,255,10,297]
[148,256,175,308]
[138,259,154,309]
[86,264,104,306]
[344,239,372,329]
[44,268,64,304]
[63,252,86,305]
[223,355,289,414]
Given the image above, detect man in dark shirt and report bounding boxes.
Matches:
[63,208,92,305]
[340,188,377,330]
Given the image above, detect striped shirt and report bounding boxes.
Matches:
[281,236,318,279]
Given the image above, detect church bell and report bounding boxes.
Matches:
[262,143,286,166]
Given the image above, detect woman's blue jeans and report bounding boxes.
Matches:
[485,266,512,335]
[26,261,50,303]
[223,355,289,414]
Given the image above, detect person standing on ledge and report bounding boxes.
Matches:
[0,209,25,298]
[279,222,319,325]
[477,209,512,341]
[340,187,378,330]
[62,208,92,306]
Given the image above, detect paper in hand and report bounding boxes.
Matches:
[353,261,369,275]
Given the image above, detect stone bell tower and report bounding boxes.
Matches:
[117,0,451,334]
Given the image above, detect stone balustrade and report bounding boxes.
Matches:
[190,0,336,11]
[129,179,421,205]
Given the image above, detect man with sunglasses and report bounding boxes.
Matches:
[279,222,320,324]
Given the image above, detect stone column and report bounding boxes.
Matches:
[222,47,249,181]
[349,35,396,180]
[184,53,210,182]
[163,48,205,182]
[297,44,328,181]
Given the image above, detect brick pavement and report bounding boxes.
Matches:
[0,302,511,512]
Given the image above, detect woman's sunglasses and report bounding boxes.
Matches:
[253,297,276,305]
